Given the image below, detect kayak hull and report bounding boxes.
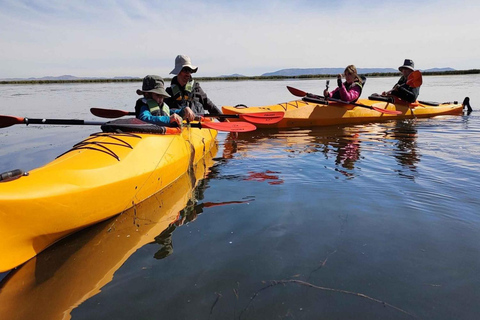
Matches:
[0,126,217,272]
[0,151,216,320]
[222,99,464,128]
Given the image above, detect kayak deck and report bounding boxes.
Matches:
[222,98,464,128]
[0,148,217,319]
[0,125,217,272]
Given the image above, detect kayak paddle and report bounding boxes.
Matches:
[90,108,284,124]
[0,115,105,128]
[203,112,284,124]
[90,108,135,118]
[286,86,402,115]
[0,115,256,132]
[406,70,422,88]
[188,121,256,132]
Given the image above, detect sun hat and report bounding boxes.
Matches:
[136,75,170,97]
[169,55,198,75]
[399,59,415,72]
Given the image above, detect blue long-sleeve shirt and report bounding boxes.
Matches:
[138,103,183,126]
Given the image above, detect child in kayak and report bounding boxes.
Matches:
[135,75,195,126]
[323,65,364,103]
[381,59,420,103]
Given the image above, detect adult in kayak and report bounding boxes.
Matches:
[323,65,364,103]
[381,59,420,103]
[165,55,223,117]
[135,75,195,126]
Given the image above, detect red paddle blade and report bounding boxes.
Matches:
[371,106,402,115]
[286,86,307,97]
[90,108,134,118]
[240,112,284,124]
[201,121,256,132]
[0,115,24,128]
[406,70,423,88]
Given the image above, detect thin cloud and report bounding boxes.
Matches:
[0,0,479,78]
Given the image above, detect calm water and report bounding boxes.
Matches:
[0,75,480,319]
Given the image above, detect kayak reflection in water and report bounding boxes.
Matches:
[152,179,252,259]
[335,133,360,172]
[152,178,208,259]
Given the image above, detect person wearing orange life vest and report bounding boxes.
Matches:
[382,59,420,103]
[165,55,223,117]
[134,75,195,126]
[324,65,364,103]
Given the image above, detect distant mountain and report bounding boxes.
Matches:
[0,68,460,82]
[262,68,398,77]
[218,73,247,78]
[113,76,140,79]
[261,67,457,77]
[0,75,139,81]
[423,67,455,72]
[37,75,92,80]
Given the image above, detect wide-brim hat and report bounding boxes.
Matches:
[170,55,198,75]
[137,75,170,97]
[399,59,415,72]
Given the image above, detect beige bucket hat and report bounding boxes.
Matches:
[169,55,198,75]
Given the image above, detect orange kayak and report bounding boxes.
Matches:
[222,98,464,128]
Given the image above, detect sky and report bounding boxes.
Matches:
[0,0,479,78]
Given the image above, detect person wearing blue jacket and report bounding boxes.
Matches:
[135,75,195,126]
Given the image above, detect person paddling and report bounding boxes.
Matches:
[165,55,223,117]
[135,75,195,126]
[382,59,421,103]
[323,65,364,103]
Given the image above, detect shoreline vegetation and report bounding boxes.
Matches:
[1,69,479,85]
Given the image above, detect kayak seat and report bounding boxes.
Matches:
[303,96,327,104]
[417,100,440,106]
[101,118,174,134]
[368,94,394,103]
[0,169,27,182]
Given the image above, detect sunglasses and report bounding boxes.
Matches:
[181,67,194,73]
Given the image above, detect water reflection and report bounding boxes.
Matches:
[387,120,420,170]
[0,145,217,320]
[153,180,252,260]
[221,120,421,179]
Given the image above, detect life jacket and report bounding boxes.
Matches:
[134,98,170,117]
[168,79,205,114]
[332,80,363,101]
[170,79,195,102]
[392,76,420,103]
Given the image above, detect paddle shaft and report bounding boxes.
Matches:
[91,107,242,120]
[26,118,106,126]
[327,97,402,115]
[286,86,401,115]
[90,107,282,125]
[5,117,105,127]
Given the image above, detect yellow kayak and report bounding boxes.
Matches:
[222,97,464,129]
[0,121,217,272]
[0,147,216,320]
